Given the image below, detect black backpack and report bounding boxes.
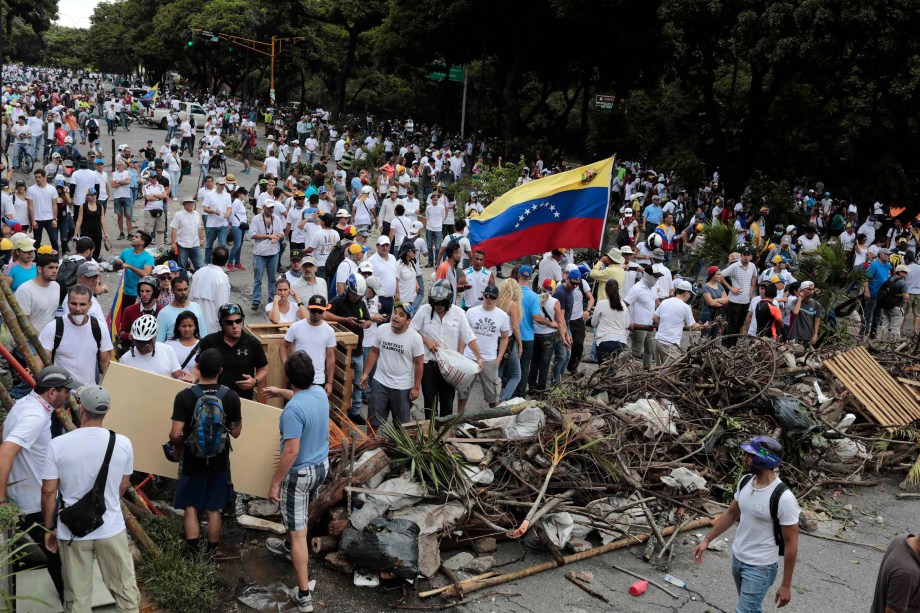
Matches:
[737,474,792,555]
[876,277,901,310]
[57,257,82,303]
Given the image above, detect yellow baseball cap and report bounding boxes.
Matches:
[348,243,364,255]
[0,238,13,250]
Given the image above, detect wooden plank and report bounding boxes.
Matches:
[823,347,920,427]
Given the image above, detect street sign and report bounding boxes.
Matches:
[427,66,465,83]
[595,94,616,110]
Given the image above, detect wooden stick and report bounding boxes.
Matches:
[307,449,389,532]
[640,502,667,550]
[438,564,465,599]
[431,517,714,598]
[418,572,499,598]
[564,572,613,604]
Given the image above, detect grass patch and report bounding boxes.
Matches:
[135,516,219,612]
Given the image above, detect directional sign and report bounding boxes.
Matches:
[428,66,466,83]
[595,94,617,110]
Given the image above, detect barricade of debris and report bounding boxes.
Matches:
[238,336,920,606]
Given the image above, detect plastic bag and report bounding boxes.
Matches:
[619,398,679,438]
[340,517,420,580]
[436,347,481,390]
[660,467,707,493]
[772,396,818,433]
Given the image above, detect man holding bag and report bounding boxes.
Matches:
[411,280,483,418]
[40,384,140,612]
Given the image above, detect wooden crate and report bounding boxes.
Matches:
[247,322,360,412]
[823,347,920,427]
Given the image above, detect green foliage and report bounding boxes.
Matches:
[796,243,866,315]
[222,136,242,156]
[381,417,471,494]
[471,158,525,203]
[682,221,737,277]
[251,147,266,162]
[135,516,219,612]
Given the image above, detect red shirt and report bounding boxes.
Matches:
[54,128,68,146]
[118,302,162,343]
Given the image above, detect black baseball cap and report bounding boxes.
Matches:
[307,295,329,310]
[641,263,663,278]
[482,284,499,299]
[34,365,80,389]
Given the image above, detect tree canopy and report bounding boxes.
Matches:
[5,0,920,203]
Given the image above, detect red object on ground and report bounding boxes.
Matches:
[629,580,648,596]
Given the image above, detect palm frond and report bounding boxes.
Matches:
[682,221,737,277]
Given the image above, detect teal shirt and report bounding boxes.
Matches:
[280,386,330,471]
[118,248,154,296]
[7,263,37,292]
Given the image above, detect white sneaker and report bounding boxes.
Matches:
[265,537,291,560]
[288,586,313,613]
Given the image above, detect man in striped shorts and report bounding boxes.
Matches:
[264,352,330,613]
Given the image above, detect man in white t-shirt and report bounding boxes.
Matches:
[336,243,365,296]
[110,159,134,239]
[40,384,141,612]
[0,366,79,603]
[27,169,60,251]
[424,189,447,266]
[262,152,281,178]
[653,279,711,365]
[458,285,509,412]
[306,213,339,279]
[170,198,205,272]
[281,295,337,393]
[15,251,60,333]
[694,436,800,611]
[39,285,113,387]
[119,314,185,378]
[359,303,424,428]
[202,177,231,264]
[143,174,169,246]
[367,235,398,314]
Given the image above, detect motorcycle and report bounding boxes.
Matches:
[209,148,227,176]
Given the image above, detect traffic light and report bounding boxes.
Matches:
[187,40,194,46]
[210,36,219,42]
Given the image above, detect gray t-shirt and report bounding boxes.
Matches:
[15,280,61,333]
[787,298,824,342]
[870,534,920,613]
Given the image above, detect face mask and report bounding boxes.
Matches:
[289,269,302,278]
[642,273,657,288]
[68,312,89,326]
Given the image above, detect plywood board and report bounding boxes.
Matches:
[823,347,920,427]
[17,563,115,612]
[101,362,281,497]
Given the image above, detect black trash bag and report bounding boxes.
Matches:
[772,396,819,434]
[340,517,420,580]
[835,296,860,317]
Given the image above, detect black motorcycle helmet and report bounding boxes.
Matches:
[428,280,453,309]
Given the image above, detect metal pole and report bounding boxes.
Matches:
[460,70,468,138]
[270,35,276,104]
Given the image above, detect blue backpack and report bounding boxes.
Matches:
[184,385,229,462]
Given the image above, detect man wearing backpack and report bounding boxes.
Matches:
[168,348,242,556]
[40,384,140,612]
[693,436,800,612]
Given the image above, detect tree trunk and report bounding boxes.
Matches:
[332,26,360,118]
[501,48,525,145]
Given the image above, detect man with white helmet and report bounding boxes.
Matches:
[119,314,185,379]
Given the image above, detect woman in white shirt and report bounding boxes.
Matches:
[266,277,307,323]
[165,310,202,373]
[591,279,630,363]
[162,144,182,201]
[228,190,249,270]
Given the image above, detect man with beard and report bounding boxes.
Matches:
[39,284,113,388]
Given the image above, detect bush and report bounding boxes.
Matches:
[251,147,266,162]
[135,516,219,612]
[223,136,242,157]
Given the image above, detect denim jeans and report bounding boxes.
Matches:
[178,246,204,272]
[349,353,365,416]
[228,226,243,265]
[57,214,75,254]
[551,338,570,386]
[426,230,442,266]
[862,295,879,336]
[168,169,180,199]
[529,333,556,392]
[515,340,534,397]
[12,142,27,167]
[31,135,42,159]
[499,340,522,402]
[204,226,228,263]
[731,555,778,613]
[252,253,280,305]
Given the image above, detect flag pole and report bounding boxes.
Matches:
[598,154,617,253]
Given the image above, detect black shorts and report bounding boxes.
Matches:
[174,470,230,511]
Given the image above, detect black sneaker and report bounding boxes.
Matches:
[251,303,261,312]
[348,414,367,425]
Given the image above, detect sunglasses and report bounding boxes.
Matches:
[134,339,153,346]
[223,318,244,326]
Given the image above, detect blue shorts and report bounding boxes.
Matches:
[174,471,230,512]
[113,197,133,216]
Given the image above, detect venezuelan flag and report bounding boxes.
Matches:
[469,158,614,267]
[140,83,159,101]
[107,272,125,345]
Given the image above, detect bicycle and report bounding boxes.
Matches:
[14,145,34,174]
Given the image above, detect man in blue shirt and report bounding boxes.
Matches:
[863,249,892,337]
[513,265,541,398]
[642,196,663,237]
[115,231,154,306]
[264,352,329,613]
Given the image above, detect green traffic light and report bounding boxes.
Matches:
[187,40,194,46]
